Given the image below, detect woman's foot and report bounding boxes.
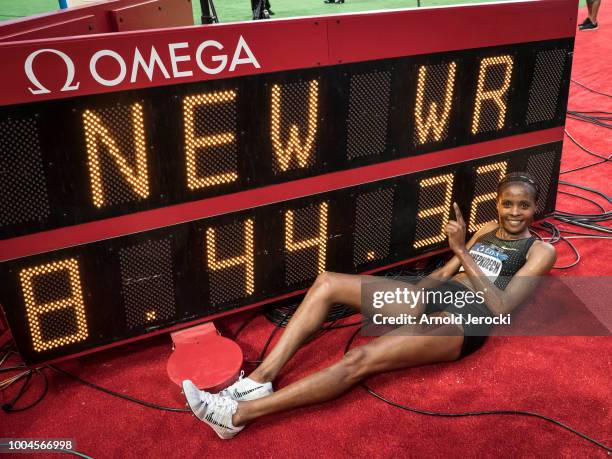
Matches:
[579,20,598,31]
[218,370,273,401]
[182,381,244,439]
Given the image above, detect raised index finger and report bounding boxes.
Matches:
[453,202,465,224]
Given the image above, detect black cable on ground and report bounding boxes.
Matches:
[562,101,612,174]
[533,224,611,238]
[47,365,190,413]
[1,368,48,413]
[0,364,26,373]
[561,158,610,175]
[554,216,612,234]
[559,180,612,203]
[231,311,261,341]
[0,444,94,459]
[557,191,605,212]
[535,222,581,269]
[53,449,95,459]
[255,315,285,363]
[571,79,612,98]
[564,129,611,161]
[567,111,612,129]
[343,328,612,453]
[0,348,14,367]
[551,181,612,238]
[265,301,354,328]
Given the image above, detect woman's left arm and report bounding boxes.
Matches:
[446,203,557,315]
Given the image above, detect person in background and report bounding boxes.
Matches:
[251,0,273,19]
[579,0,601,30]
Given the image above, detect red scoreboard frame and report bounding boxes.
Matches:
[0,0,577,365]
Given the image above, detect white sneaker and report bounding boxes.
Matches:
[219,371,273,401]
[182,380,244,439]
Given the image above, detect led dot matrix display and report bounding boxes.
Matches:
[183,90,239,190]
[83,103,149,208]
[18,259,88,352]
[271,81,319,173]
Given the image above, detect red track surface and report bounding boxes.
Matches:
[1,4,611,457]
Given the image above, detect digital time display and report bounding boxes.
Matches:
[0,3,573,365]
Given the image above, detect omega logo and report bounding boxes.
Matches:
[25,48,80,95]
[24,35,260,95]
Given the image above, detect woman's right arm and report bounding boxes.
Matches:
[417,220,498,287]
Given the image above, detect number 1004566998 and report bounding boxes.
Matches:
[0,439,75,453]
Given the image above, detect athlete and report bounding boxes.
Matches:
[182,172,557,439]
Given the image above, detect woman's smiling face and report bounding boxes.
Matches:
[496,183,537,238]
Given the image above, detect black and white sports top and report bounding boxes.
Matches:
[459,230,537,290]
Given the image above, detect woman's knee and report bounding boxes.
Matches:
[338,347,372,381]
[426,334,463,362]
[339,334,463,380]
[311,271,337,299]
[444,335,464,362]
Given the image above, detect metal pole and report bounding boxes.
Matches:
[200,0,216,24]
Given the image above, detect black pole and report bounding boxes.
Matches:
[200,0,218,24]
[209,0,218,22]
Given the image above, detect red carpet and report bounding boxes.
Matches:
[2,5,611,457]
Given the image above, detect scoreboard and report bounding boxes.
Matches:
[0,1,576,364]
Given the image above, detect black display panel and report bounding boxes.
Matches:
[0,142,562,364]
[0,38,572,240]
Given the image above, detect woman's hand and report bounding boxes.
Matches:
[445,202,467,254]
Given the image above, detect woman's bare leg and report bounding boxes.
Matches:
[249,272,426,384]
[588,0,601,23]
[234,322,463,426]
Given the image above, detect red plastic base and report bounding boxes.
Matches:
[166,322,242,392]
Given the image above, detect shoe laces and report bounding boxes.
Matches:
[202,392,238,415]
[218,371,245,397]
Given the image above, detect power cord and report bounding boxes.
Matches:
[1,344,190,413]
[530,179,611,269]
[557,190,605,212]
[571,79,612,98]
[563,129,610,162]
[46,365,190,413]
[0,443,93,459]
[0,348,48,413]
[559,180,611,203]
[1,368,48,413]
[534,221,581,269]
[563,79,612,174]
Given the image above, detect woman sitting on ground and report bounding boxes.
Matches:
[182,172,557,439]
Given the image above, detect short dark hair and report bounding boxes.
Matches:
[497,172,539,200]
